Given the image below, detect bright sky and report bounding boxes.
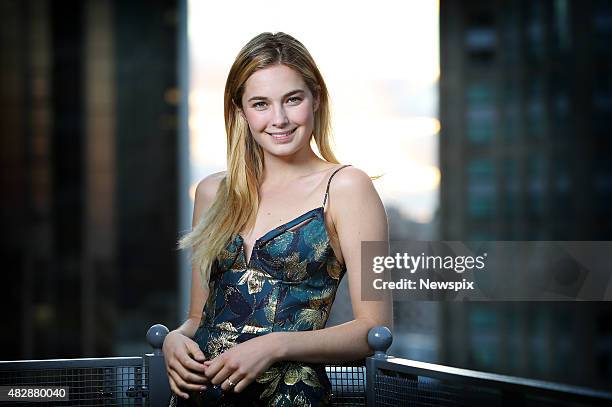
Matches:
[188,0,439,223]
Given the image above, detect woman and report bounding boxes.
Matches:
[164,32,392,406]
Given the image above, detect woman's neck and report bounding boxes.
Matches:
[261,146,328,185]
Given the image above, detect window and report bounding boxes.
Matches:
[468,159,496,218]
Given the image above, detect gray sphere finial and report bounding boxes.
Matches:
[147,324,169,355]
[367,326,393,359]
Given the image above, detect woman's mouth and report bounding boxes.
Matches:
[267,128,296,143]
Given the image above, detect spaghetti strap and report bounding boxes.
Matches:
[322,164,352,208]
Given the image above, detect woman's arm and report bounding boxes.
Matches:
[272,166,393,362]
[205,167,393,392]
[172,172,224,337]
[163,171,225,399]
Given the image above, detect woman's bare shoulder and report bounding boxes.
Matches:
[328,165,385,221]
[195,171,226,210]
[330,166,376,195]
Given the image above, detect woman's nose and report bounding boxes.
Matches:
[271,105,289,127]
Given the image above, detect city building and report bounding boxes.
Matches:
[439,0,612,390]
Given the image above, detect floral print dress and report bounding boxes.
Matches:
[170,165,351,407]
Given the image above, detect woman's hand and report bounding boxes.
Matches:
[162,330,209,399]
[203,333,284,394]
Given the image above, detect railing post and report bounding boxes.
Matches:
[145,324,171,407]
[366,326,393,407]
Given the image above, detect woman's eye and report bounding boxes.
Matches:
[253,101,267,110]
[286,96,302,104]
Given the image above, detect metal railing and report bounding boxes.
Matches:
[366,327,612,407]
[1,325,611,406]
[0,325,169,406]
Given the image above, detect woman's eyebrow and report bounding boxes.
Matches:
[247,89,305,102]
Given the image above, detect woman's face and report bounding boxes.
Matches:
[240,64,318,157]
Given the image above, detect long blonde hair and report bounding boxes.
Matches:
[179,32,340,289]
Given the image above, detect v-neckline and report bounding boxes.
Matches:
[236,206,324,265]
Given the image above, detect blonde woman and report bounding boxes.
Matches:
[164,32,392,406]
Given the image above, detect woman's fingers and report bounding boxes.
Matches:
[181,342,208,373]
[168,374,190,399]
[232,375,253,394]
[209,364,233,386]
[169,367,206,392]
[171,358,208,387]
[185,340,207,364]
[222,371,248,393]
[203,357,222,381]
[163,332,210,399]
[177,353,208,379]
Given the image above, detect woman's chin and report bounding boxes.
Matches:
[261,143,308,158]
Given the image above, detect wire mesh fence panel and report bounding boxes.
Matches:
[3,352,611,406]
[375,373,472,407]
[326,361,366,406]
[373,369,611,407]
[0,359,148,406]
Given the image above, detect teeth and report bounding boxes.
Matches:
[269,129,294,136]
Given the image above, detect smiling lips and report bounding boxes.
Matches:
[267,128,296,142]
